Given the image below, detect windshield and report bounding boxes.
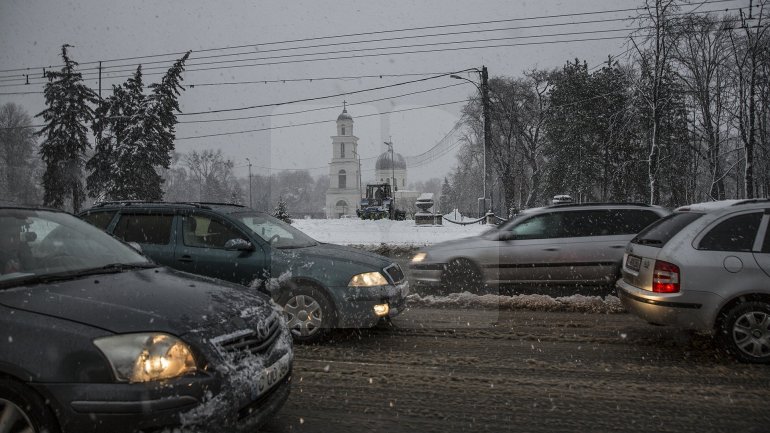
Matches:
[234,212,318,249]
[0,208,151,287]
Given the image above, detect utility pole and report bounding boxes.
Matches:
[451,65,492,217]
[245,158,253,208]
[481,65,491,216]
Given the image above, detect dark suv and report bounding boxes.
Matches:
[411,203,669,292]
[79,202,409,342]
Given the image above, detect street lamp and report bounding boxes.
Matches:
[384,140,396,218]
[451,66,491,217]
[245,158,253,208]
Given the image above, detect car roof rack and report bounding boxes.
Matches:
[546,202,651,209]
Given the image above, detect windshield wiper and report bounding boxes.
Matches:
[0,263,157,289]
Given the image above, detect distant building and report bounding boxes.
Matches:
[325,107,361,218]
[374,150,407,190]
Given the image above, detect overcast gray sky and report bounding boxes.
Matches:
[0,0,746,183]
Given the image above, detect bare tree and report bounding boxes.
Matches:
[671,13,733,200]
[632,0,682,205]
[728,0,769,198]
[0,103,41,203]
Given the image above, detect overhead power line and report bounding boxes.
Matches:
[0,0,744,80]
[176,99,467,140]
[178,70,473,116]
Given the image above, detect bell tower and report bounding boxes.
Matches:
[325,103,361,218]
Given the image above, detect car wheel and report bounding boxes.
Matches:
[279,286,336,343]
[444,258,485,294]
[719,301,770,364]
[0,378,59,433]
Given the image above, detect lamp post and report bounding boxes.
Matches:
[384,140,396,218]
[245,158,253,208]
[451,66,491,217]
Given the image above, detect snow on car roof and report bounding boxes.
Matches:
[675,200,744,212]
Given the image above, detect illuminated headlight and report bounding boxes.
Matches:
[94,333,197,383]
[348,271,388,287]
[411,252,427,263]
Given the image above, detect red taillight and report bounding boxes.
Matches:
[652,260,680,293]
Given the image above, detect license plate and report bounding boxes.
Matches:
[626,255,642,272]
[250,352,291,400]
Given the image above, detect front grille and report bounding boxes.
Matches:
[384,263,405,284]
[212,315,281,359]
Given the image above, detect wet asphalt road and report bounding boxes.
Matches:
[261,306,770,433]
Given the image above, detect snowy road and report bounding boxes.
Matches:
[262,307,770,433]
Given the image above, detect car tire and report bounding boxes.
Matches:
[0,377,59,433]
[718,301,770,364]
[278,285,336,344]
[443,258,485,294]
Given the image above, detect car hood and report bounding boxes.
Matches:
[0,267,272,335]
[278,243,392,269]
[423,236,484,253]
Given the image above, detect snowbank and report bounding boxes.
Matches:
[293,218,489,246]
[406,292,625,314]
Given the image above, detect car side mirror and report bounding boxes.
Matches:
[225,238,255,251]
[23,232,37,242]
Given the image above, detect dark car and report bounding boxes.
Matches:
[78,201,409,342]
[0,206,292,433]
[411,203,669,292]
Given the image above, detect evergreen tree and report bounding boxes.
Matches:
[36,45,97,212]
[88,52,190,201]
[272,197,293,224]
[440,176,453,213]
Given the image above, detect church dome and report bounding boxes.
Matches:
[376,151,407,170]
[337,108,353,122]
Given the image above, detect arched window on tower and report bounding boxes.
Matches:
[340,142,345,158]
[341,126,346,135]
[338,169,347,189]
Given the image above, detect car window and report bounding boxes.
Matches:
[607,209,662,235]
[632,212,704,247]
[0,209,150,286]
[233,211,317,248]
[113,213,174,245]
[561,210,609,237]
[80,210,116,230]
[509,213,563,239]
[182,214,244,249]
[763,217,770,254]
[698,212,763,252]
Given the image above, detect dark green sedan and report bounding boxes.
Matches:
[79,202,409,343]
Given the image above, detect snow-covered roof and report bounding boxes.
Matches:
[675,200,744,212]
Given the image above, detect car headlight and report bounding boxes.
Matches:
[348,271,388,287]
[411,252,427,263]
[94,333,197,383]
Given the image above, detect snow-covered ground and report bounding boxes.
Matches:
[407,292,624,314]
[293,218,490,246]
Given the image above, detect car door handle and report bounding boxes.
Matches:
[609,245,626,249]
[543,248,559,251]
[178,255,194,263]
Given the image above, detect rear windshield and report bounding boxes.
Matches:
[631,211,704,247]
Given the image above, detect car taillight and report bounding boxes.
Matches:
[652,260,680,293]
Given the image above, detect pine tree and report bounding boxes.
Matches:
[88,52,190,201]
[272,197,293,224]
[36,45,97,212]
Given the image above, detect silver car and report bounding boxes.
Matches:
[411,203,668,292]
[616,199,770,363]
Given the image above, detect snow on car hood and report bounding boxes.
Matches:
[280,242,393,268]
[0,267,271,335]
